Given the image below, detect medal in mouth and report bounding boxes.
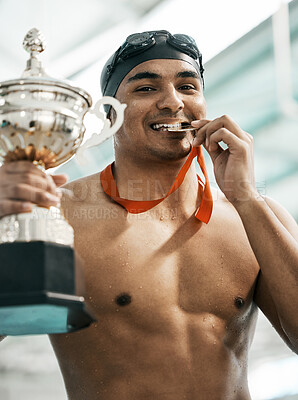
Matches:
[151,122,197,132]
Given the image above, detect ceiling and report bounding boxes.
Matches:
[0,0,164,80]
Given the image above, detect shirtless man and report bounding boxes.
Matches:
[0,30,298,400]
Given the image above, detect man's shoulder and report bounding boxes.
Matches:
[63,172,96,189]
[61,171,114,211]
[60,171,123,228]
[210,186,244,225]
[210,186,230,209]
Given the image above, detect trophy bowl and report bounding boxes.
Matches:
[0,28,93,169]
[0,78,92,168]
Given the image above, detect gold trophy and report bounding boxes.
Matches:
[0,28,126,335]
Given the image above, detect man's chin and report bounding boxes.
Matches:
[148,143,192,162]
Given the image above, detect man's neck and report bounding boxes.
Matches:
[112,152,201,216]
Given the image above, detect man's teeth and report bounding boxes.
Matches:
[152,123,184,131]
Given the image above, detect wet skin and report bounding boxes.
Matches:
[50,183,260,400]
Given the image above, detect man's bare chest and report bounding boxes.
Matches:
[73,209,260,326]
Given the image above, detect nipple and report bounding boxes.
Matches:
[234,297,245,309]
[115,293,132,306]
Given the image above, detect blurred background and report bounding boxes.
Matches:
[0,0,297,399]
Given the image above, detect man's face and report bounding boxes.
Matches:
[113,59,206,161]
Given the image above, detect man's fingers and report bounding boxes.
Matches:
[192,115,252,151]
[2,161,58,193]
[0,161,66,218]
[0,200,33,217]
[205,128,249,163]
[4,161,45,175]
[51,174,68,187]
[0,173,58,198]
[204,116,248,146]
[191,119,210,128]
[191,119,210,147]
[4,183,61,207]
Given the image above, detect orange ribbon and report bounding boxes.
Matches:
[100,146,213,223]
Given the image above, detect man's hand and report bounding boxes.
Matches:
[0,161,67,218]
[191,115,258,204]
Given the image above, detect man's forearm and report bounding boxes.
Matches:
[233,194,298,344]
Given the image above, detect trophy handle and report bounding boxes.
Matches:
[76,96,126,164]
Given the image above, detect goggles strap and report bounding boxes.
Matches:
[100,146,213,224]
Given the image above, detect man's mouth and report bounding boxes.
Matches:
[151,122,191,132]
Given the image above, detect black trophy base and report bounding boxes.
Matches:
[0,241,96,335]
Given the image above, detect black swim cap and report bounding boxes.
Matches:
[100,30,204,114]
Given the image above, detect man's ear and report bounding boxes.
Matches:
[107,107,117,125]
[106,109,112,123]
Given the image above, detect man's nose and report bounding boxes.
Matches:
[156,86,184,112]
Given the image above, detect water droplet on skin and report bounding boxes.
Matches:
[203,317,207,322]
[109,285,112,288]
[171,216,176,220]
[213,341,217,345]
[212,324,215,328]
[116,309,119,312]
[160,216,164,221]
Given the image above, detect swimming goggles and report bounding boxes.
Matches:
[106,30,204,84]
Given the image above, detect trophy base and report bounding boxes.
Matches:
[0,293,94,336]
[0,292,95,335]
[0,241,96,335]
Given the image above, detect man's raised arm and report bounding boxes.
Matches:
[233,194,298,352]
[192,115,298,352]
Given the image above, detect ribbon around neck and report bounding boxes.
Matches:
[100,146,213,223]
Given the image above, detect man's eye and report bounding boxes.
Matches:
[179,85,195,90]
[135,86,155,92]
